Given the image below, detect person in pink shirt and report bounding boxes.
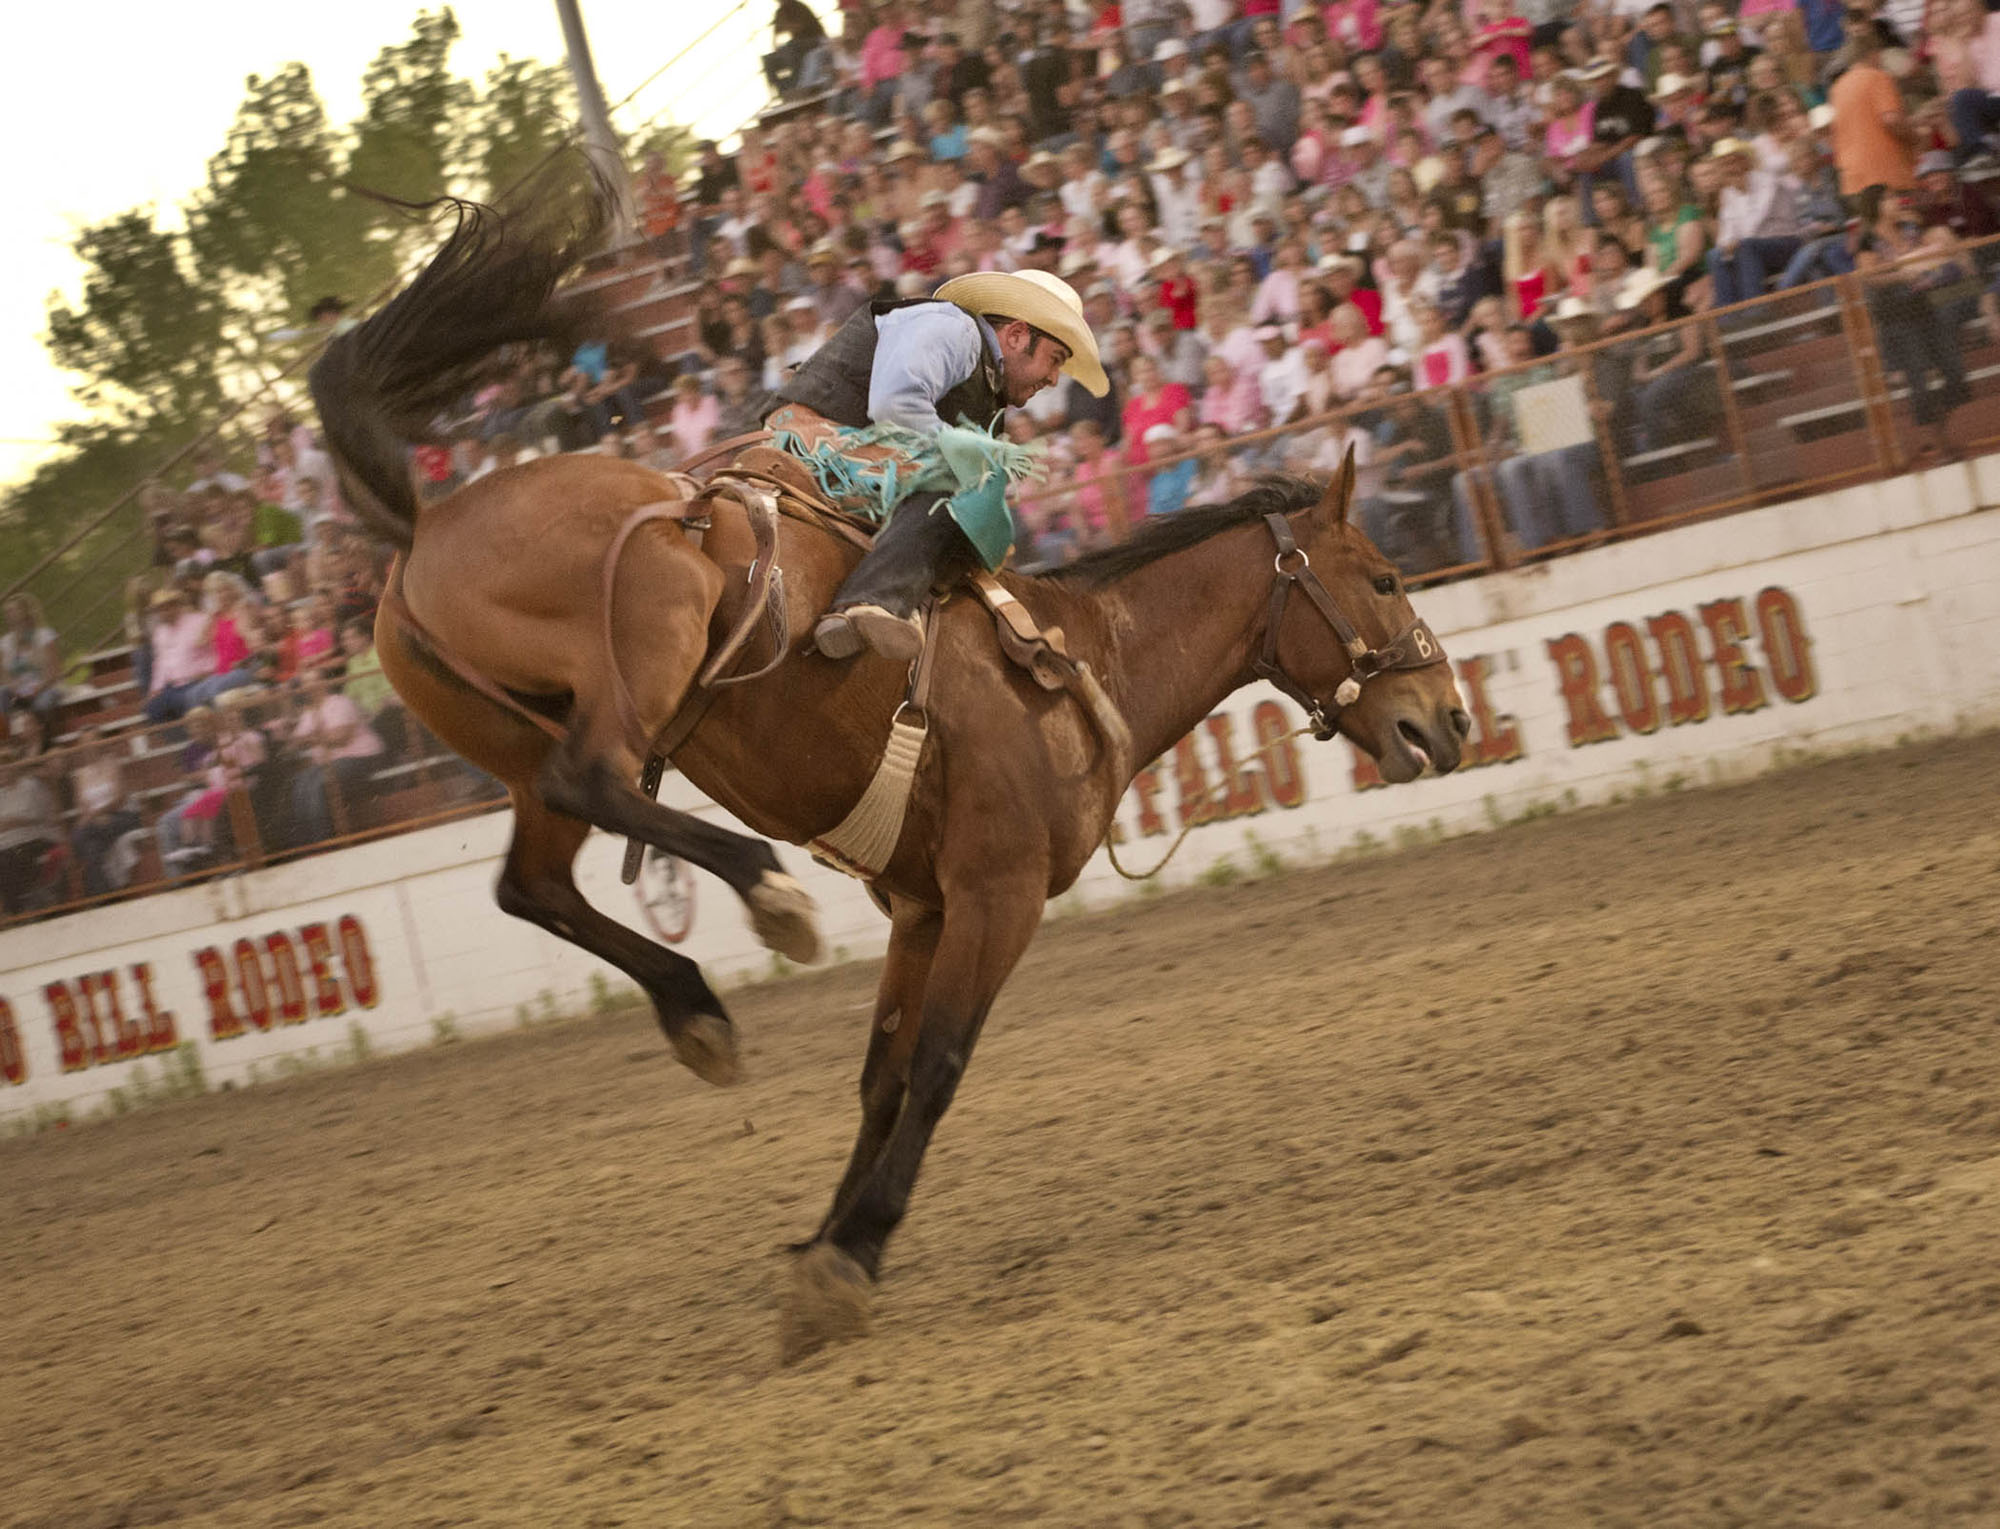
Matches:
[1065,421,1117,543]
[1329,306,1389,399]
[1121,356,1195,466]
[1470,0,1532,80]
[1197,354,1267,433]
[1543,75,1598,186]
[1352,52,1391,139]
[1322,0,1382,52]
[1415,302,1472,389]
[287,684,385,848]
[284,596,337,681]
[666,373,721,458]
[178,697,268,853]
[859,2,909,125]
[190,572,261,706]
[142,587,215,723]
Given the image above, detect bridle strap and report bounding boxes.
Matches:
[1249,512,1448,740]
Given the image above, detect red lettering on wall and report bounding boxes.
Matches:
[1646,612,1711,726]
[1348,740,1386,791]
[263,933,309,1025]
[129,962,178,1054]
[298,922,347,1018]
[92,971,145,1061]
[45,981,87,1073]
[1602,622,1661,736]
[232,938,272,1032]
[1251,701,1306,807]
[194,947,242,1040]
[1698,598,1769,715]
[1171,737,1218,828]
[337,916,379,1009]
[1755,587,1817,704]
[78,972,132,1064]
[1453,656,1524,768]
[1204,714,1265,819]
[0,998,25,1086]
[1545,634,1618,747]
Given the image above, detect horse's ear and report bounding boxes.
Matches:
[1313,444,1357,527]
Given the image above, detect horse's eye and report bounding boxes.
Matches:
[1372,574,1398,596]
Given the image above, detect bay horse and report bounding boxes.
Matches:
[309,189,1471,1360]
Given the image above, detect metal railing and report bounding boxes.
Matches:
[0,675,505,929]
[1023,236,2000,581]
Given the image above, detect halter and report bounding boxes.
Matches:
[1249,513,1450,741]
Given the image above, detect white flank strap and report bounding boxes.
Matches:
[809,713,928,881]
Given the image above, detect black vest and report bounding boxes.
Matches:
[770,299,1006,431]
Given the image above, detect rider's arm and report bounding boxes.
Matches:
[867,304,989,435]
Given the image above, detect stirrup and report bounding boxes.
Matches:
[813,604,923,662]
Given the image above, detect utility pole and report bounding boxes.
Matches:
[553,0,637,243]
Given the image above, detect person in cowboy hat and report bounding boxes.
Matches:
[764,269,1108,661]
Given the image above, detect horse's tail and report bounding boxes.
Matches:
[308,158,611,551]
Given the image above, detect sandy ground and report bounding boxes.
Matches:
[5,735,2000,1529]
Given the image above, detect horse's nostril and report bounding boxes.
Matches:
[1448,707,1472,740]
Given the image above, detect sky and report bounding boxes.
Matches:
[1,0,775,488]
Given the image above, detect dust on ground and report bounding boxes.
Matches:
[5,735,2000,1528]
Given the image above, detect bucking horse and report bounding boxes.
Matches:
[308,177,1471,1360]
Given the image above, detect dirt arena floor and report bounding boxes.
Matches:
[6,735,2000,1529]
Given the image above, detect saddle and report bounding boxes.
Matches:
[717,444,1088,693]
[617,442,1131,884]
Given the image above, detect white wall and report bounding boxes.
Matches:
[5,454,1998,1125]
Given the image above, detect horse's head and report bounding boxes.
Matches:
[1269,450,1470,783]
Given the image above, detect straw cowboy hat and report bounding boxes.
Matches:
[932,269,1110,395]
[1650,72,1699,101]
[1617,267,1671,310]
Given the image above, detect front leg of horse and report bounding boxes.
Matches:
[790,902,941,1251]
[780,888,1043,1364]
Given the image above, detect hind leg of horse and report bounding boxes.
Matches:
[794,897,942,1248]
[781,875,1045,1363]
[534,740,821,965]
[496,791,742,1085]
[535,542,821,965]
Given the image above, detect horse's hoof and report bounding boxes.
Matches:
[669,1012,740,1087]
[748,871,823,965]
[779,1243,872,1364]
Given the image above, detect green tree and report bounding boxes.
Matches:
[465,55,578,205]
[44,210,229,429]
[347,9,474,213]
[8,7,719,650]
[185,62,388,335]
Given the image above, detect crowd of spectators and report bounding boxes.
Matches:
[0,415,446,918]
[579,0,1999,566]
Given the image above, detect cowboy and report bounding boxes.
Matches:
[764,270,1108,661]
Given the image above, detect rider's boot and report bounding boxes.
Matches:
[812,491,977,662]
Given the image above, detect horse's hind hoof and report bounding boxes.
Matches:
[779,1243,872,1364]
[747,871,823,965]
[669,1011,740,1087]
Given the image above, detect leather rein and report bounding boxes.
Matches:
[1250,513,1449,741]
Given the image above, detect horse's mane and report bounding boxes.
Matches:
[1038,476,1322,590]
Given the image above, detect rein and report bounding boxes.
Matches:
[1103,512,1450,881]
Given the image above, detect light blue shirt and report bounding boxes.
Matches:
[868,304,1003,436]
